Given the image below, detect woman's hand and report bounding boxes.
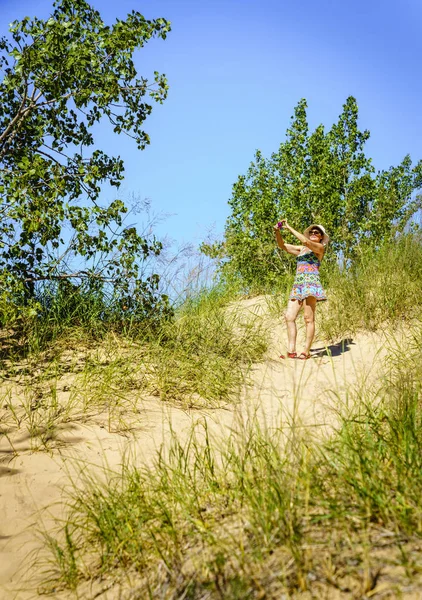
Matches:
[275,218,288,230]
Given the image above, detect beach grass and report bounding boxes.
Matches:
[38,325,422,598]
[0,286,268,453]
[318,233,422,340]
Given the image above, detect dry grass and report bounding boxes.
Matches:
[0,290,268,454]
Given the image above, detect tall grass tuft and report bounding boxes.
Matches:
[145,287,268,406]
[1,275,173,359]
[319,233,422,340]
[319,323,422,535]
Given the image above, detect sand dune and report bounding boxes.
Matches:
[0,297,394,599]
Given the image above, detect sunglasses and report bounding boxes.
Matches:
[309,229,322,235]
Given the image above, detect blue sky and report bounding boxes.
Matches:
[1,0,422,249]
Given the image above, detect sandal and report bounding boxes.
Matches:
[280,352,297,359]
[298,352,311,360]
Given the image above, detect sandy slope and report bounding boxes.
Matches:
[0,297,393,599]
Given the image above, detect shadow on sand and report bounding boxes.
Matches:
[312,338,354,358]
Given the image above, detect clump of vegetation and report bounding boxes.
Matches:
[145,288,268,406]
[0,287,268,455]
[318,233,422,340]
[23,275,172,355]
[40,327,422,598]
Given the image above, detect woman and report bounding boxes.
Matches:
[274,219,329,360]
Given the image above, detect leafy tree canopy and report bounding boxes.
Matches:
[0,0,171,317]
[203,97,422,290]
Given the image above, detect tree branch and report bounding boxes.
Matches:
[0,79,29,146]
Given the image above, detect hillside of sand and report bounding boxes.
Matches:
[0,296,407,599]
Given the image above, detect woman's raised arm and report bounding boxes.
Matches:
[273,225,302,256]
[278,220,325,258]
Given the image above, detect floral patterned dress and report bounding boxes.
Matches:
[289,249,327,302]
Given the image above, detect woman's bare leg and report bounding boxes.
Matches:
[302,296,317,355]
[285,299,302,353]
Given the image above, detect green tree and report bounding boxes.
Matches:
[324,97,377,256]
[204,97,422,290]
[0,0,171,316]
[370,155,422,241]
